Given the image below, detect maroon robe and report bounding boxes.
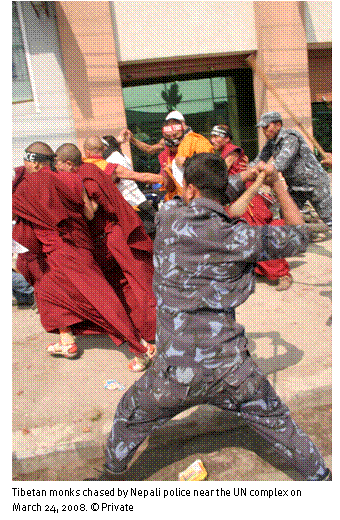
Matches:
[222,142,290,280]
[158,147,177,171]
[12,165,148,354]
[76,162,156,342]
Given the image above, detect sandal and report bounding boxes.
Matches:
[128,356,152,372]
[46,341,78,359]
[128,342,157,372]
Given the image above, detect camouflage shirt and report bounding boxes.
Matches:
[250,127,328,191]
[153,197,310,371]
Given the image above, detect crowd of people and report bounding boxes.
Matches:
[12,109,332,481]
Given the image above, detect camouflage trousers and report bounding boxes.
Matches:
[105,352,327,480]
[289,179,332,229]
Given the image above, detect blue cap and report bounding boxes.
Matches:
[256,111,282,127]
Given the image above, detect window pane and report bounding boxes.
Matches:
[124,83,167,111]
[312,101,332,155]
[12,2,33,103]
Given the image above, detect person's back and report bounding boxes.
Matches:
[102,137,147,207]
[251,112,332,229]
[83,154,116,177]
[85,152,331,483]
[154,196,257,312]
[54,143,157,371]
[270,127,326,187]
[176,130,214,158]
[154,158,309,361]
[13,155,92,254]
[160,115,214,199]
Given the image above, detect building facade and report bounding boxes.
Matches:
[12,1,332,170]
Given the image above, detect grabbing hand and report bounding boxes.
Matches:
[161,166,176,192]
[241,166,259,182]
[264,169,285,187]
[255,160,268,171]
[90,199,98,213]
[117,129,132,144]
[255,169,267,182]
[239,155,249,170]
[321,152,332,168]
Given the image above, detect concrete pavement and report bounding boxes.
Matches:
[12,234,332,480]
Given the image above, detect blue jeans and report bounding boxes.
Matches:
[12,271,34,305]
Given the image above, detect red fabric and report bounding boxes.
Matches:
[12,166,92,252]
[76,163,156,342]
[104,162,117,177]
[158,147,182,200]
[12,166,26,193]
[224,144,290,280]
[16,251,48,287]
[221,141,246,176]
[77,162,152,251]
[36,244,144,350]
[13,166,82,227]
[158,147,177,171]
[12,218,43,256]
[12,164,147,354]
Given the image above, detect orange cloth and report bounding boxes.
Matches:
[83,156,116,177]
[176,131,214,158]
[83,156,108,171]
[163,132,214,201]
[163,165,183,202]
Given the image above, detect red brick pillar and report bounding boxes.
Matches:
[55,2,128,155]
[253,1,313,148]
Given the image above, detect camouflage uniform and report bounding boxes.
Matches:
[105,198,327,480]
[250,128,332,228]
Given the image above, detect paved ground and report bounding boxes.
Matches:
[12,233,332,481]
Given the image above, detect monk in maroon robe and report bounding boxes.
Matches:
[54,143,156,371]
[210,125,292,291]
[13,142,154,369]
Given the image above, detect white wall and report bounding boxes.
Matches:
[111,1,257,63]
[305,1,332,44]
[12,2,77,168]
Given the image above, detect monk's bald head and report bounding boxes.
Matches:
[83,136,105,156]
[24,142,55,173]
[26,141,54,157]
[56,143,82,167]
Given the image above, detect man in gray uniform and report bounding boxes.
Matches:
[86,153,331,482]
[251,111,332,229]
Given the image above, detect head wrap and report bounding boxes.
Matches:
[24,150,56,163]
[162,122,191,148]
[210,125,230,139]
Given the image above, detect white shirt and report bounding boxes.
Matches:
[12,220,28,254]
[12,220,28,270]
[106,151,146,207]
[171,159,184,186]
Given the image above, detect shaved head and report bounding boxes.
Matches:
[83,136,105,155]
[56,143,82,166]
[26,141,54,157]
[23,141,55,173]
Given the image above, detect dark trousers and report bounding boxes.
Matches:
[105,352,327,480]
[289,180,332,229]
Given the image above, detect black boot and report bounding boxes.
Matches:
[321,469,332,481]
[309,468,332,481]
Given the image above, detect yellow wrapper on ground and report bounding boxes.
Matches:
[178,460,207,481]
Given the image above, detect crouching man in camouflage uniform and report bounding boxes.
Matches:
[86,153,331,481]
[251,111,332,229]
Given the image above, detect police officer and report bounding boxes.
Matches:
[86,153,331,482]
[251,111,332,229]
